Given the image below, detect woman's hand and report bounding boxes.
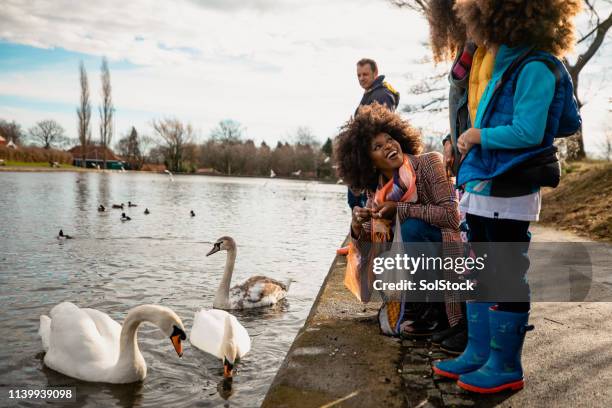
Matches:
[457,128,481,156]
[351,206,371,236]
[352,206,371,225]
[372,201,397,220]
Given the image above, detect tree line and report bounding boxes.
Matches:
[117,119,336,179]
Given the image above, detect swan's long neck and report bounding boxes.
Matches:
[214,248,236,308]
[222,315,237,363]
[117,308,147,369]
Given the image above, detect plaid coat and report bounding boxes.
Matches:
[353,151,462,251]
[351,151,464,325]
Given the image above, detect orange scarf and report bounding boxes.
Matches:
[371,155,417,243]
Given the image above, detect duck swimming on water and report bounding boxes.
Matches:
[190,210,196,217]
[98,205,105,212]
[120,213,132,222]
[57,229,73,240]
[144,208,150,215]
[112,203,124,209]
[128,201,137,207]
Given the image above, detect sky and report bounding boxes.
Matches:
[0,0,610,155]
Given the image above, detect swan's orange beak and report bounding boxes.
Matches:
[171,335,183,357]
[223,358,234,378]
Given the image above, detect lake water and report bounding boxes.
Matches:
[0,171,349,407]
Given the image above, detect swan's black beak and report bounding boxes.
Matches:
[170,326,186,357]
[207,243,221,257]
[223,357,234,379]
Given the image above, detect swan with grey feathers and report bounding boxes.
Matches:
[207,236,290,309]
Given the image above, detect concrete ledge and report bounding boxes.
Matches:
[263,226,612,407]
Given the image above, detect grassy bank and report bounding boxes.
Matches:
[540,160,612,242]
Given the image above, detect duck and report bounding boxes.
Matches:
[190,309,251,378]
[207,236,291,309]
[190,210,196,217]
[38,302,186,384]
[144,208,150,215]
[112,203,124,209]
[57,229,73,240]
[128,201,137,207]
[98,205,105,212]
[120,213,132,222]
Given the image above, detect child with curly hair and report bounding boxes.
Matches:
[432,0,582,394]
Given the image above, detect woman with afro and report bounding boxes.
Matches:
[335,103,463,339]
[432,0,582,394]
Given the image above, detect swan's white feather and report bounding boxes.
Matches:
[190,309,251,360]
[42,302,120,382]
[38,315,51,352]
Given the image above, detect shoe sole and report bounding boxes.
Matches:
[457,379,524,393]
[439,345,463,356]
[432,365,459,380]
[401,332,434,338]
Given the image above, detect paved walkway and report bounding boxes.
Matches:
[262,225,612,407]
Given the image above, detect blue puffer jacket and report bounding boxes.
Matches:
[457,48,581,187]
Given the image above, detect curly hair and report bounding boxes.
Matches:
[425,0,467,62]
[334,103,423,190]
[454,0,582,56]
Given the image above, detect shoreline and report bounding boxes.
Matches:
[0,166,339,184]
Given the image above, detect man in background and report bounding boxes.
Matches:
[355,58,400,115]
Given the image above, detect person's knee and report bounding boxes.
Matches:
[401,218,440,242]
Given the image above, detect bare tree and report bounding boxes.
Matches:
[98,57,114,169]
[28,120,67,149]
[116,127,143,169]
[210,119,243,143]
[562,0,612,159]
[152,118,194,172]
[77,61,92,167]
[0,119,24,145]
[209,119,244,174]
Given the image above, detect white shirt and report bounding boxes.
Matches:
[459,191,541,222]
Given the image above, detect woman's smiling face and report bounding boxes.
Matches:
[369,132,404,174]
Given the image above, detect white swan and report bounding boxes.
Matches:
[207,236,290,310]
[190,309,251,378]
[38,302,186,384]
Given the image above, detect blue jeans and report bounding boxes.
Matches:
[347,188,367,209]
[401,217,442,244]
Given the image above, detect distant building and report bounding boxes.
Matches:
[0,134,6,146]
[69,145,125,170]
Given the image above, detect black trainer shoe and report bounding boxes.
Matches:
[440,327,467,355]
[431,321,466,346]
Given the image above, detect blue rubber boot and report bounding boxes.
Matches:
[457,307,534,393]
[432,302,495,379]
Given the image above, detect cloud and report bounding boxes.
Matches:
[0,0,609,152]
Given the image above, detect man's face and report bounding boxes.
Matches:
[357,64,377,90]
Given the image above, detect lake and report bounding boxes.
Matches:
[0,171,349,407]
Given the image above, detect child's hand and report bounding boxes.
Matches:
[457,128,482,155]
